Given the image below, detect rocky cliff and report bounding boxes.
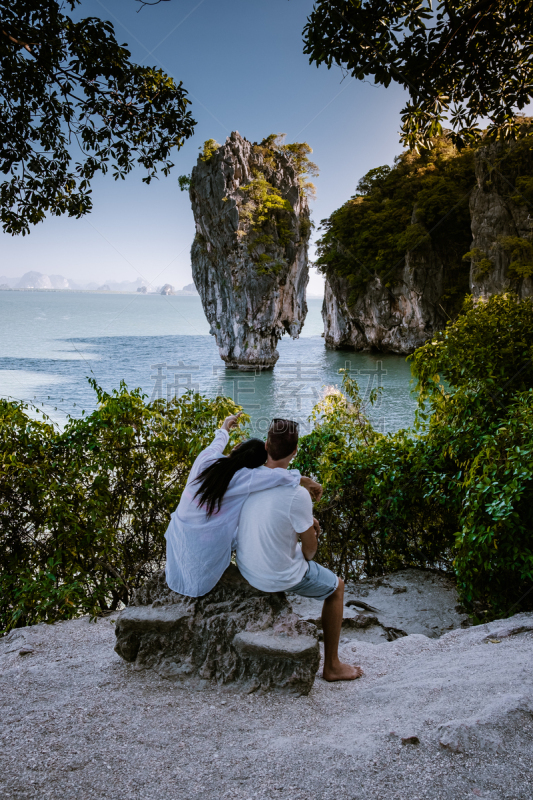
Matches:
[189,132,312,369]
[469,141,533,299]
[321,201,467,354]
[322,133,533,354]
[322,236,452,354]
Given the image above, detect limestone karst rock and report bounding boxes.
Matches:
[322,134,533,354]
[322,259,450,354]
[321,209,454,354]
[189,132,312,369]
[469,141,533,300]
[114,565,320,695]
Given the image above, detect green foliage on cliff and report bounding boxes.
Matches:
[178,175,192,192]
[315,135,475,313]
[200,138,221,163]
[0,383,245,633]
[253,134,319,198]
[238,134,317,276]
[499,236,533,278]
[295,293,533,618]
[240,174,293,232]
[462,247,493,278]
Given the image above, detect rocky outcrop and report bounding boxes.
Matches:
[189,132,311,369]
[468,141,533,299]
[114,565,320,695]
[290,568,471,645]
[323,132,533,354]
[322,217,454,354]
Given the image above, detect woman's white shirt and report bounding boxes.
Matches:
[164,428,301,597]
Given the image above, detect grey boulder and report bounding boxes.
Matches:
[114,565,320,695]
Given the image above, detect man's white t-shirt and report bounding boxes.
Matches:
[236,479,314,592]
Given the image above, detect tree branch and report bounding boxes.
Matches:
[426,0,500,72]
[1,28,36,53]
[135,0,171,10]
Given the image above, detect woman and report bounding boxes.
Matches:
[165,413,321,597]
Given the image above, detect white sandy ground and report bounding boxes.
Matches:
[1,604,533,800]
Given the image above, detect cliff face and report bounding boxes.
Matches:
[189,132,311,369]
[323,261,448,354]
[322,215,455,354]
[323,136,533,354]
[469,142,533,299]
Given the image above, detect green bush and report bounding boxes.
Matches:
[411,293,533,614]
[200,138,221,163]
[295,294,533,617]
[293,373,458,580]
[0,382,243,633]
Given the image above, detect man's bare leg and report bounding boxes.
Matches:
[322,578,363,682]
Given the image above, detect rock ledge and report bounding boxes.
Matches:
[114,566,319,695]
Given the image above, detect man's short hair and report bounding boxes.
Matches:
[266,419,299,461]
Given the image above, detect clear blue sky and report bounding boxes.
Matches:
[1,0,409,295]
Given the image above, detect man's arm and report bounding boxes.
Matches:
[300,517,321,561]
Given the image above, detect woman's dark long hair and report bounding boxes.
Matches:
[193,438,267,517]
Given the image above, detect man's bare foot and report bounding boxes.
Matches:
[322,662,363,682]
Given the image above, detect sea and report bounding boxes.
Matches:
[0,292,417,435]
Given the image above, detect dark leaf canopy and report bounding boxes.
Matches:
[0,0,196,234]
[303,0,533,150]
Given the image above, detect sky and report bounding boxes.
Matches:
[1,0,409,296]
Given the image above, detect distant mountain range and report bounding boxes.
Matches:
[0,272,199,295]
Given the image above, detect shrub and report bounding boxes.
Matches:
[498,236,533,279]
[295,294,533,617]
[200,139,220,163]
[410,293,533,615]
[293,373,458,580]
[0,382,244,633]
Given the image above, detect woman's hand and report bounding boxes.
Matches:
[221,412,243,432]
[300,476,323,502]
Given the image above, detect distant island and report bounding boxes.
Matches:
[0,271,199,295]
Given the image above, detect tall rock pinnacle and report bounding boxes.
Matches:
[189,132,313,369]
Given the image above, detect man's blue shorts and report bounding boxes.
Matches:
[286,560,339,602]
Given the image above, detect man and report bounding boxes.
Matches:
[236,419,363,682]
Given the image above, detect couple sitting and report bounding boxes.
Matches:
[165,414,362,682]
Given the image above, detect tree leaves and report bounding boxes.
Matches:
[0,383,243,633]
[302,0,533,151]
[0,0,196,234]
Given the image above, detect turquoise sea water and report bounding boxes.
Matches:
[0,292,417,433]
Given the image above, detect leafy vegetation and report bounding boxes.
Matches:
[295,293,533,619]
[462,247,493,278]
[0,383,244,633]
[0,0,196,234]
[200,138,221,163]
[238,134,318,276]
[315,135,475,311]
[499,237,533,279]
[302,0,533,152]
